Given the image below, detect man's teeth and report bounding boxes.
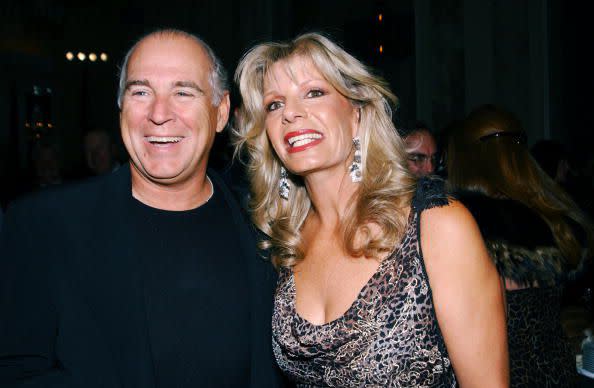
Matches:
[146,136,183,144]
[288,133,322,147]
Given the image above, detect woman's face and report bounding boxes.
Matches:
[262,55,359,178]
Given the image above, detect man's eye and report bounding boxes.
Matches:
[408,154,426,163]
[306,89,324,98]
[266,101,283,112]
[176,90,194,97]
[131,90,148,96]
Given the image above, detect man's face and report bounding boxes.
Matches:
[35,147,61,185]
[404,130,437,177]
[120,35,229,187]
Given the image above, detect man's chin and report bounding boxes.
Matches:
[130,162,187,185]
[145,172,187,185]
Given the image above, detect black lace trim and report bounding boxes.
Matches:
[412,176,450,212]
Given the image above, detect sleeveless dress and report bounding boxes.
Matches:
[271,177,457,387]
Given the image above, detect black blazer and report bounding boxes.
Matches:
[0,166,284,387]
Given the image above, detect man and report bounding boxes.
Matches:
[31,141,63,188]
[83,129,120,175]
[0,29,282,387]
[403,124,438,177]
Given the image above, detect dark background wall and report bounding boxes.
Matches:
[0,0,592,205]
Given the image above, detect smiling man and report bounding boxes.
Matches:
[0,30,283,387]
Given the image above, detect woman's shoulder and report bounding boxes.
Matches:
[409,177,472,239]
[416,194,487,279]
[419,197,475,236]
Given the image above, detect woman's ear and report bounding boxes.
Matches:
[351,106,361,138]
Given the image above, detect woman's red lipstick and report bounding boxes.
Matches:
[284,129,324,153]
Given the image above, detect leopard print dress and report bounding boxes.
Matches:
[272,178,457,387]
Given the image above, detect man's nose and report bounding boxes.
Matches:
[148,95,174,125]
[424,159,435,174]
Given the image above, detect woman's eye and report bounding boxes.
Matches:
[266,101,283,112]
[306,89,324,98]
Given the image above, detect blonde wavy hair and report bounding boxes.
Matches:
[447,104,593,268]
[233,33,416,269]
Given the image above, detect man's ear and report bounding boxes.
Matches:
[216,92,231,133]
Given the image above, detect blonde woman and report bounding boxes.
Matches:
[448,104,594,387]
[234,33,508,387]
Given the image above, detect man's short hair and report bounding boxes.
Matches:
[399,121,433,139]
[116,29,228,109]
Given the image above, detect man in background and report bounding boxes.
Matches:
[403,123,438,177]
[83,129,121,175]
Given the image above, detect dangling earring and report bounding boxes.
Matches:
[349,136,362,183]
[279,166,290,200]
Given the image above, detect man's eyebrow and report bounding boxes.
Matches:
[174,81,205,95]
[125,79,150,90]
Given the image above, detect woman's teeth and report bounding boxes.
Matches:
[288,133,322,147]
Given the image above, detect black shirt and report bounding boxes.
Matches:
[130,181,251,387]
[0,167,284,387]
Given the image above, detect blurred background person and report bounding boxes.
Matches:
[447,104,594,387]
[30,141,63,189]
[434,119,463,179]
[532,139,594,220]
[83,129,121,176]
[402,123,438,177]
[531,139,570,185]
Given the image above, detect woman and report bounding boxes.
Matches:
[447,104,594,387]
[234,33,508,387]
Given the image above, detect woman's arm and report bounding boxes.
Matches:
[420,200,508,387]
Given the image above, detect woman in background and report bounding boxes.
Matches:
[234,33,508,387]
[447,104,593,387]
